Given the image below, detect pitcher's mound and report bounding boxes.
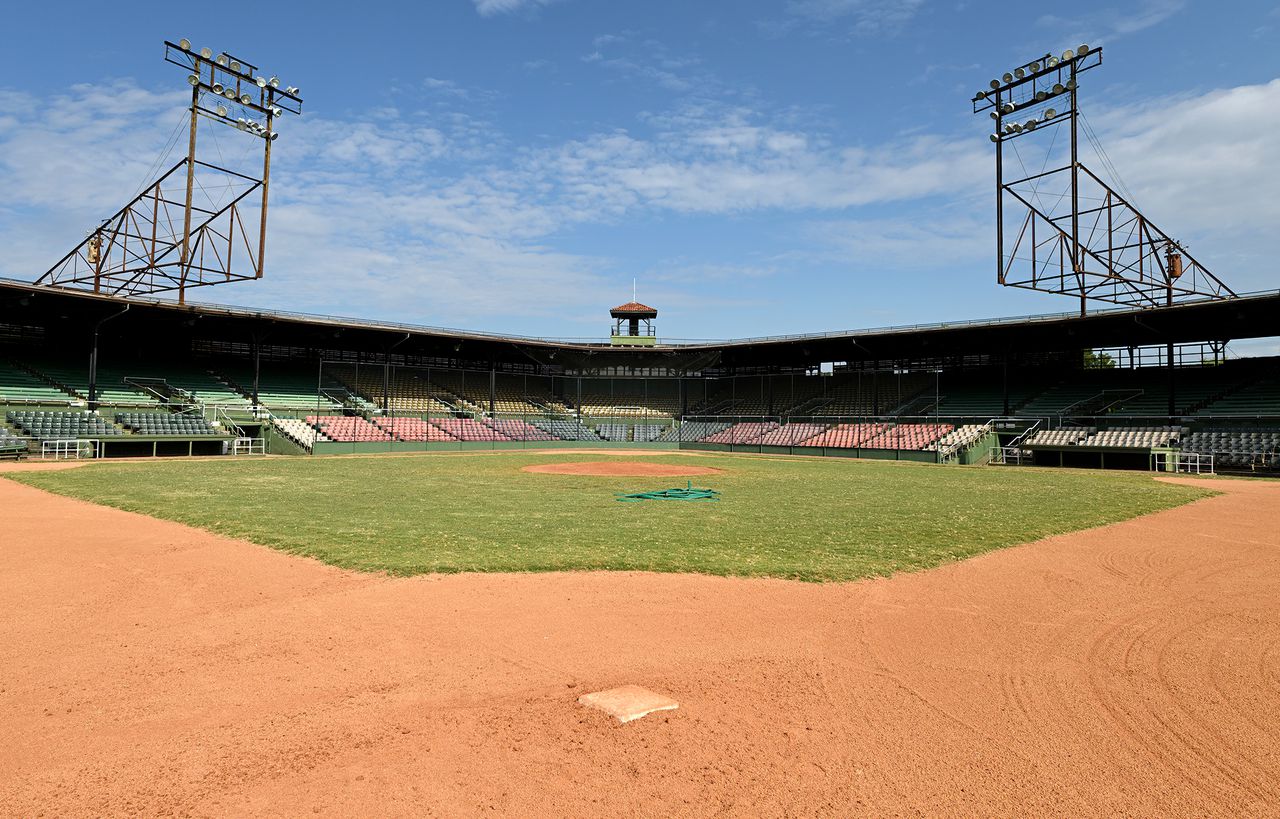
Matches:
[522,461,724,477]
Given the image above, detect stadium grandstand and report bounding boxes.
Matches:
[1,277,1277,473]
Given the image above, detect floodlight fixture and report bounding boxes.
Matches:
[255,76,267,88]
[240,93,252,105]
[1035,90,1047,101]
[216,104,227,117]
[187,74,199,86]
[989,79,1000,89]
[1047,56,1059,67]
[200,47,212,58]
[1053,83,1065,94]
[222,88,236,100]
[216,54,229,66]
[1029,61,1041,71]
[989,134,999,142]
[230,60,241,72]
[211,81,224,94]
[1062,48,1075,60]
[268,76,279,88]
[1078,44,1090,56]
[178,38,191,50]
[1045,107,1057,118]
[1065,79,1077,90]
[1014,67,1025,79]
[285,86,299,95]
[1002,72,1014,83]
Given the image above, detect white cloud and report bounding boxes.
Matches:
[782,0,926,35]
[1037,0,1186,44]
[471,0,561,17]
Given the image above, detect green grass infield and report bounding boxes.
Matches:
[6,452,1212,582]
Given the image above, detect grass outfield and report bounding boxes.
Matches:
[7,453,1210,581]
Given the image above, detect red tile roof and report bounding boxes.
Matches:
[610,301,657,314]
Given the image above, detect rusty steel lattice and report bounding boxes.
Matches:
[972,45,1235,312]
[38,40,302,304]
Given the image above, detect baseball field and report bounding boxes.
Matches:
[3,451,1279,816]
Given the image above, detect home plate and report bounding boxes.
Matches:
[578,685,679,723]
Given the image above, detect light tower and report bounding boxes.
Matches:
[38,39,303,305]
[973,44,1234,315]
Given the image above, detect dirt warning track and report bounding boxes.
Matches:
[1,471,1278,816]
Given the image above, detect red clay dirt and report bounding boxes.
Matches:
[1,469,1278,816]
[521,460,725,477]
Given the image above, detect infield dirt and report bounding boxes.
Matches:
[1,466,1277,816]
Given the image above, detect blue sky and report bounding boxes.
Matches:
[1,0,1277,345]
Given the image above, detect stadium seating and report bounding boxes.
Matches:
[115,412,222,436]
[797,423,888,448]
[17,359,157,406]
[632,424,669,442]
[859,423,953,450]
[0,428,28,456]
[596,423,631,441]
[483,418,557,441]
[273,417,331,448]
[753,422,829,447]
[1025,427,1096,446]
[927,424,991,453]
[700,421,780,445]
[655,421,730,443]
[371,417,458,442]
[0,361,77,404]
[306,415,393,442]
[1182,428,1280,469]
[224,367,343,412]
[1080,426,1184,448]
[431,418,512,442]
[6,410,123,439]
[531,419,602,441]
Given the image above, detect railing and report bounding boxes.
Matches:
[232,437,266,456]
[40,438,101,460]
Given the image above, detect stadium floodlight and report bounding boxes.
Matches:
[229,60,241,72]
[285,86,299,95]
[178,38,191,50]
[200,47,212,58]
[1025,118,1038,130]
[216,54,229,66]
[1002,72,1013,83]
[989,133,999,142]
[1035,90,1047,101]
[211,82,224,94]
[1052,83,1065,94]
[240,93,252,105]
[1045,107,1057,118]
[1066,79,1077,90]
[1014,67,1025,79]
[187,74,199,86]
[1078,44,1091,56]
[1030,61,1041,71]
[989,79,1000,89]
[215,104,227,117]
[1062,49,1075,60]
[268,76,279,88]
[989,111,998,120]
[1047,56,1059,67]
[223,88,236,100]
[255,76,267,88]
[268,131,279,141]
[973,91,985,102]
[269,105,283,117]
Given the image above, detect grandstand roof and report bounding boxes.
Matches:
[2,277,1277,373]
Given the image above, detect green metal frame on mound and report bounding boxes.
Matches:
[616,481,720,502]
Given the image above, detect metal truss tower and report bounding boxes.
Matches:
[38,39,303,304]
[973,45,1235,315]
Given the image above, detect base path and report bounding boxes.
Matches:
[1,472,1278,816]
